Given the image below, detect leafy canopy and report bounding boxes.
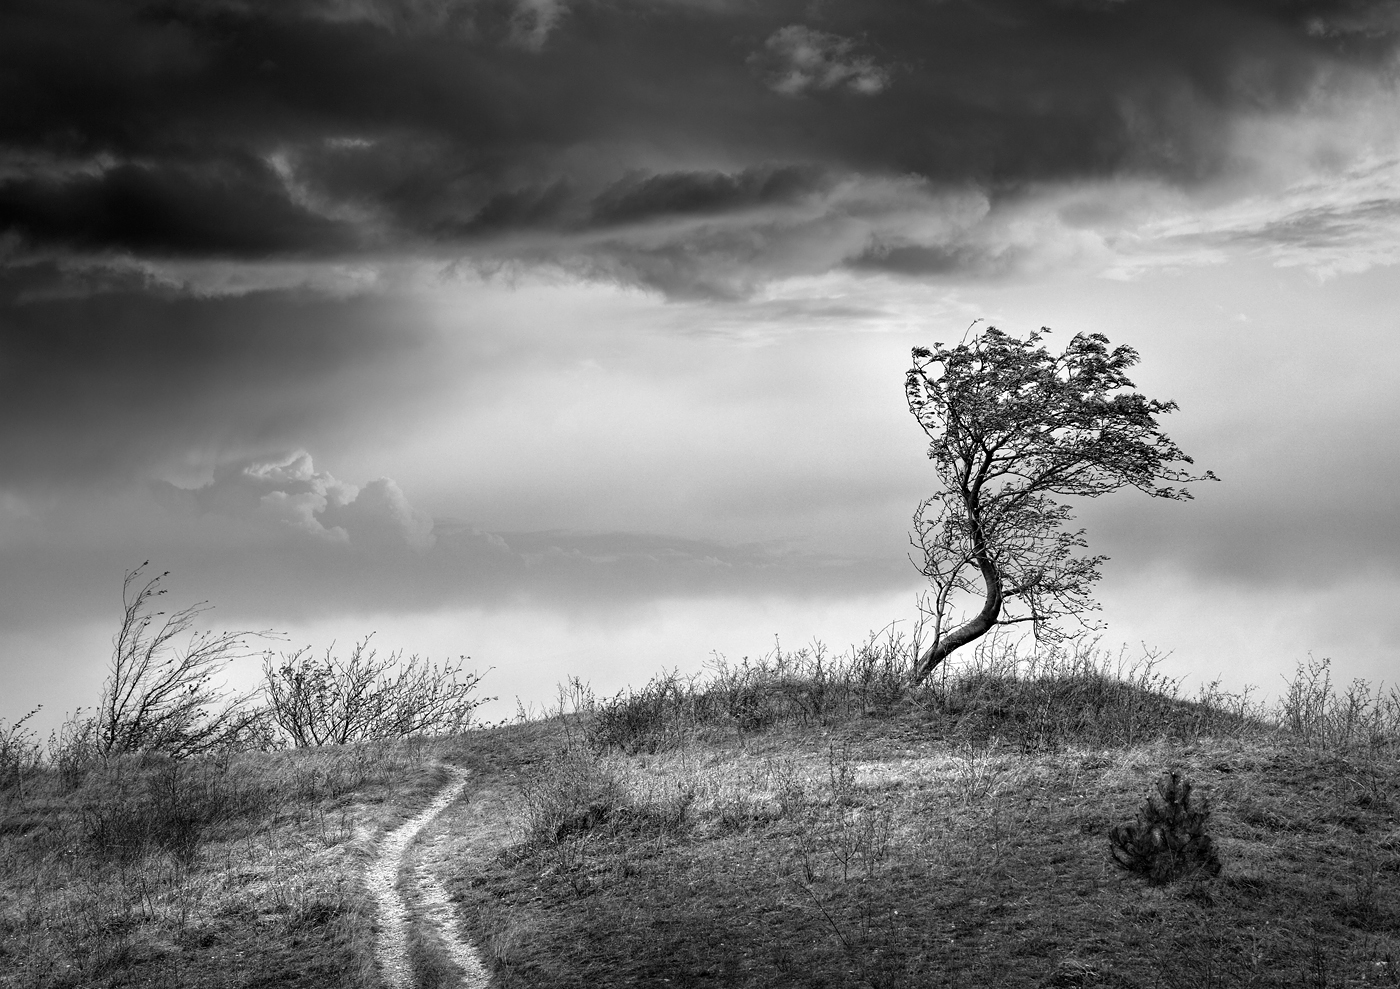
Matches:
[905,325,1214,681]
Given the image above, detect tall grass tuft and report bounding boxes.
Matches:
[517,748,632,848]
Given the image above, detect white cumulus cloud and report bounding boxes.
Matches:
[162,450,434,552]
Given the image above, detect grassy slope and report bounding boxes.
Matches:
[2,638,1397,988]
[440,643,1400,989]
[0,743,452,988]
[447,728,1399,988]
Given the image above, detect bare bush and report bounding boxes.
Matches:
[1278,655,1400,754]
[80,754,276,866]
[0,706,42,797]
[95,563,273,759]
[590,671,697,755]
[47,708,99,789]
[262,636,492,746]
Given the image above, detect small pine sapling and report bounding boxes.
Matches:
[1109,770,1222,883]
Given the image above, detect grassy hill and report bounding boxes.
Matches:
[3,633,1398,988]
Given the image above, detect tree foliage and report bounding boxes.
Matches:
[262,637,493,746]
[905,325,1214,682]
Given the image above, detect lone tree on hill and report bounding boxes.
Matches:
[905,324,1215,683]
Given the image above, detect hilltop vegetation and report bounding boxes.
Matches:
[2,631,1398,988]
[445,636,1400,988]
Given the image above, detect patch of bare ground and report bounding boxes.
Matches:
[405,782,512,988]
[368,763,493,989]
[368,765,470,988]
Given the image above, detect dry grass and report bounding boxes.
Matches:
[4,632,1397,988]
[440,635,1400,988]
[0,742,449,988]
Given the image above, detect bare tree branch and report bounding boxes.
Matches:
[95,563,276,758]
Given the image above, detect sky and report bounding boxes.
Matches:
[3,0,1399,734]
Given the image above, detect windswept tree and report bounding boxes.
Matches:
[905,325,1215,683]
[95,564,275,757]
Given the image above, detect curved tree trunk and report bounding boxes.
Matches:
[914,546,1003,683]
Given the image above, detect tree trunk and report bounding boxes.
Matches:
[914,546,1003,683]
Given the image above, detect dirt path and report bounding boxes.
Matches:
[366,766,492,988]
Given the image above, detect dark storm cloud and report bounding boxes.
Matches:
[450,180,575,235]
[589,166,829,227]
[2,0,1395,293]
[0,157,355,256]
[849,241,995,278]
[0,280,424,484]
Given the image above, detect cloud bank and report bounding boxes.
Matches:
[1,0,1397,296]
[105,446,907,621]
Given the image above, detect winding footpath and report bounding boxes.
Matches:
[365,766,492,989]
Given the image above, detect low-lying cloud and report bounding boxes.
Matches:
[82,447,912,620]
[158,450,434,552]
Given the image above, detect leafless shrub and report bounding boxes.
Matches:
[0,706,43,797]
[590,671,696,754]
[262,636,492,746]
[1278,655,1400,754]
[47,708,100,789]
[80,754,273,866]
[95,564,273,759]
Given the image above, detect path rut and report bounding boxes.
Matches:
[366,766,492,988]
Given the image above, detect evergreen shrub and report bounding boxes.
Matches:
[1109,769,1222,883]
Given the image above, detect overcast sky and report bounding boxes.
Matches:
[3,0,1399,732]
